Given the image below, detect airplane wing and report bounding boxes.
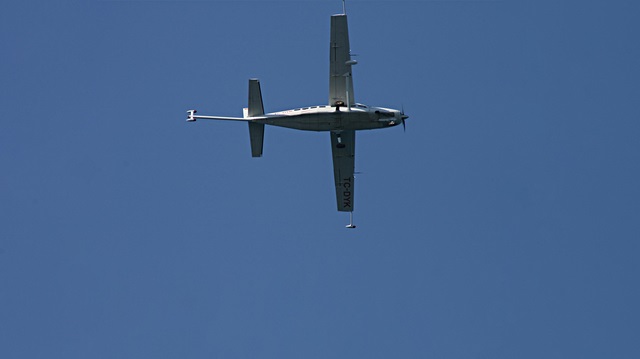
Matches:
[329,14,355,107]
[330,130,355,212]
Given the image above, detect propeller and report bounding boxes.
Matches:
[400,104,408,132]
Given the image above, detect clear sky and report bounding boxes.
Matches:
[1,1,639,358]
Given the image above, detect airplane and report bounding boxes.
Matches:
[186,3,407,228]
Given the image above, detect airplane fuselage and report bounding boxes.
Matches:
[256,104,404,132]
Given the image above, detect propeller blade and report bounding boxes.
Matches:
[400,104,407,132]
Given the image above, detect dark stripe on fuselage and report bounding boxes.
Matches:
[258,111,390,131]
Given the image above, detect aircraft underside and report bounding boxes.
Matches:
[258,111,396,132]
[186,10,408,228]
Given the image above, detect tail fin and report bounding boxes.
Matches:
[247,79,265,157]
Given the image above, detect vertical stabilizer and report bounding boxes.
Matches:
[247,79,265,157]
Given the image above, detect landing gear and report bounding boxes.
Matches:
[346,212,356,229]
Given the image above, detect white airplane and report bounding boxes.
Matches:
[187,5,407,228]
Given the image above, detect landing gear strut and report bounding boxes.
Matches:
[346,212,356,229]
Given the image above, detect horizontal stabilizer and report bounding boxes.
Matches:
[248,79,265,117]
[248,122,265,157]
[247,79,265,157]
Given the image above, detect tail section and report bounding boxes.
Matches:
[248,79,264,117]
[247,79,265,157]
[248,123,264,157]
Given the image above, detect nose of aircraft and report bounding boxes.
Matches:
[394,111,408,121]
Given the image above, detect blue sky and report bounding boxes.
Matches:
[1,0,639,357]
